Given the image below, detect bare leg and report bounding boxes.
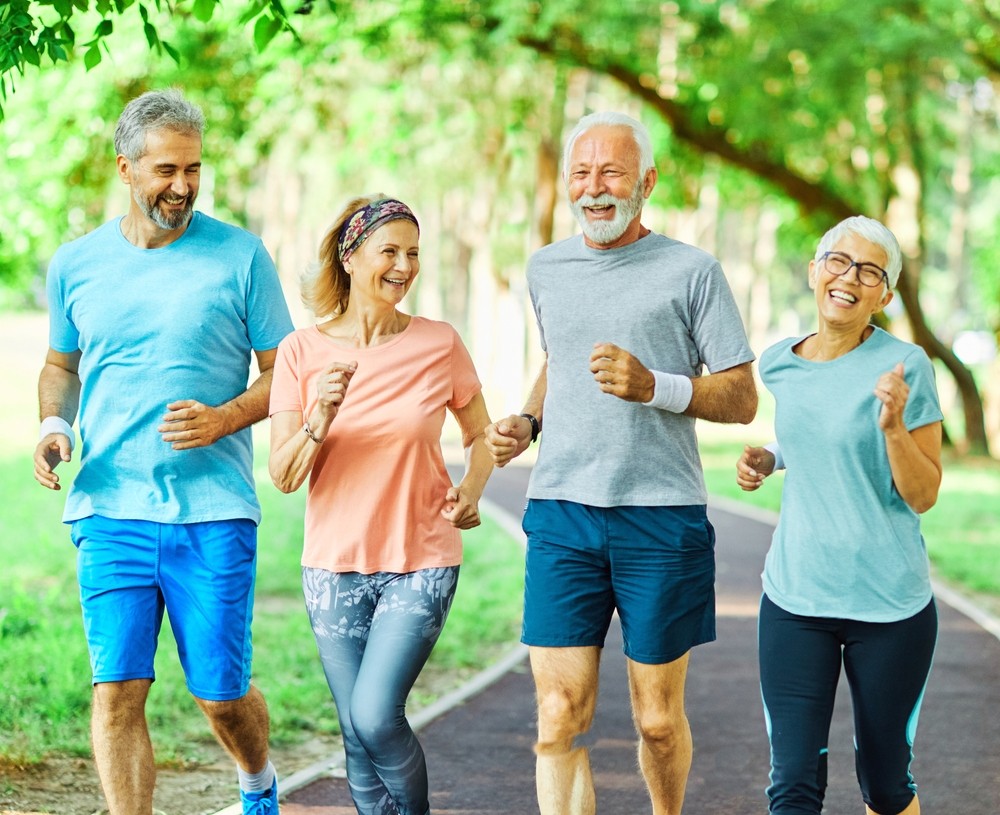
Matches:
[530,646,601,815]
[867,794,921,815]
[627,653,693,815]
[91,679,155,815]
[195,684,271,773]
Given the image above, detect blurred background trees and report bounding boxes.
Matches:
[2,0,998,456]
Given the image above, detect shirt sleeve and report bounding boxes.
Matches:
[46,249,80,353]
[246,240,295,352]
[902,346,944,431]
[269,334,305,417]
[688,260,755,373]
[447,326,482,410]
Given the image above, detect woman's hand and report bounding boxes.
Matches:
[441,485,482,530]
[875,362,908,432]
[315,361,357,422]
[736,445,776,492]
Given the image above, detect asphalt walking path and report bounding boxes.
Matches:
[274,464,1000,815]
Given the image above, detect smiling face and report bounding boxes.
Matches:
[118,127,201,232]
[809,231,893,331]
[345,219,420,308]
[566,125,656,249]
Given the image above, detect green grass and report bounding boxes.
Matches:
[0,450,524,766]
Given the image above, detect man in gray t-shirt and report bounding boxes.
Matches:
[485,112,757,815]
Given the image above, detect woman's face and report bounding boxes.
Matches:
[346,219,420,308]
[809,231,893,331]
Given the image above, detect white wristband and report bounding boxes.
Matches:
[764,441,785,471]
[40,416,76,452]
[643,370,693,413]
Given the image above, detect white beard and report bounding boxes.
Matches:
[570,182,646,245]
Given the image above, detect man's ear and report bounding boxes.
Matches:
[116,155,131,185]
[643,167,658,198]
[807,259,818,290]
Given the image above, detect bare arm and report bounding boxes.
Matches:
[877,363,942,513]
[686,361,758,424]
[35,348,82,490]
[441,392,495,529]
[484,360,547,467]
[158,347,280,450]
[268,360,357,493]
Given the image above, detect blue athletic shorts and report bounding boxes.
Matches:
[71,514,257,700]
[521,499,716,664]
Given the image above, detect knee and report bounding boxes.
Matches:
[349,698,402,751]
[92,680,150,725]
[535,689,594,755]
[634,708,688,754]
[864,786,916,815]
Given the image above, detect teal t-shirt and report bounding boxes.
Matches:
[760,327,943,622]
[47,212,294,525]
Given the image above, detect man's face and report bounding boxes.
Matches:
[120,128,202,231]
[567,125,651,249]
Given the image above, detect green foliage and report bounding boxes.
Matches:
[0,0,298,121]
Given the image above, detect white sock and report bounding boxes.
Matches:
[238,759,276,793]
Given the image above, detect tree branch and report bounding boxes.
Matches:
[518,32,858,222]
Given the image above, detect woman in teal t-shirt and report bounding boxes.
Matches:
[736,216,943,815]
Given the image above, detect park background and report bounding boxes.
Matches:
[1,1,999,813]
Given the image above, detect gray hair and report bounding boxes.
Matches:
[815,215,903,288]
[562,111,655,180]
[113,89,205,162]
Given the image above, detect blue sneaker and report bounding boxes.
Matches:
[240,776,279,814]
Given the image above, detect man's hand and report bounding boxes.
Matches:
[159,400,229,450]
[736,445,776,492]
[589,342,655,402]
[33,435,72,490]
[484,415,533,468]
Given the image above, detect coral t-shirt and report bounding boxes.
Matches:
[269,316,482,574]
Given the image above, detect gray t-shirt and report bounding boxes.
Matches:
[527,232,754,507]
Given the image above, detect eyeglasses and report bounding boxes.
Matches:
[820,251,888,288]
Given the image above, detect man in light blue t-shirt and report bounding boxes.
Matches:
[32,90,293,815]
[485,112,757,815]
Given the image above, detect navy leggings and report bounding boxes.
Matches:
[758,594,937,815]
[303,566,459,815]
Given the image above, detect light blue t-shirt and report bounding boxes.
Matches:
[527,232,755,506]
[47,212,294,525]
[760,327,944,622]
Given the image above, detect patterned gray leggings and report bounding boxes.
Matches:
[302,566,459,815]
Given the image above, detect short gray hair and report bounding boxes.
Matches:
[815,215,903,288]
[114,89,205,162]
[562,111,655,180]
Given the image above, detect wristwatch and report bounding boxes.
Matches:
[519,413,539,444]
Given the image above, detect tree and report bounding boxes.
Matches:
[0,0,293,121]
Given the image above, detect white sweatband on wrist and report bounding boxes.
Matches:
[40,416,76,452]
[643,370,693,413]
[764,441,785,471]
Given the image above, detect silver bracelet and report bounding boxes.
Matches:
[302,422,323,444]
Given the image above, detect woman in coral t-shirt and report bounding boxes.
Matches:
[269,195,494,815]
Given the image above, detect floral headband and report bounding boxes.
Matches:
[337,198,419,263]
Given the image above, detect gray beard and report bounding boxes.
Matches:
[138,193,194,230]
[571,184,645,245]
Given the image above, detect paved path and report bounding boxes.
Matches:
[276,464,1000,814]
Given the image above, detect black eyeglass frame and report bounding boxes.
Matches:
[819,251,889,288]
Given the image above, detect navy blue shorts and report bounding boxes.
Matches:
[72,514,257,700]
[521,499,716,664]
